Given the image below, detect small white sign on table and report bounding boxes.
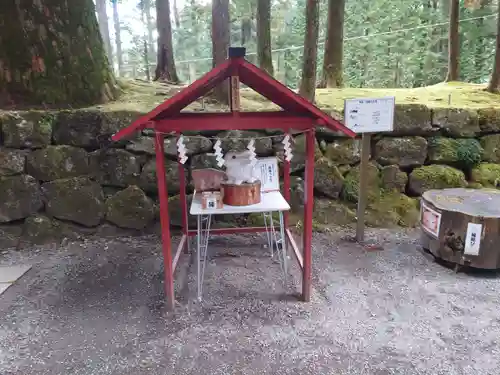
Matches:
[344,96,395,243]
[344,96,395,133]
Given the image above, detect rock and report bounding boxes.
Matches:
[323,139,360,165]
[140,158,182,194]
[393,104,433,135]
[313,199,356,226]
[90,149,141,187]
[218,130,272,156]
[341,162,380,202]
[163,136,212,157]
[0,175,43,223]
[2,111,53,148]
[478,108,500,133]
[289,176,305,212]
[53,110,139,149]
[0,149,26,176]
[20,215,62,246]
[42,177,105,227]
[480,134,500,163]
[125,136,156,155]
[427,137,483,168]
[374,136,427,167]
[105,186,155,230]
[367,192,420,228]
[190,153,221,170]
[381,165,408,192]
[26,145,90,181]
[0,225,22,248]
[432,108,480,137]
[471,163,500,188]
[314,158,344,199]
[408,165,467,195]
[168,194,196,227]
[274,133,322,172]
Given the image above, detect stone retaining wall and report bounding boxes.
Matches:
[1,105,500,248]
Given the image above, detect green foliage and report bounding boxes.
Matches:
[116,0,498,88]
[456,139,483,169]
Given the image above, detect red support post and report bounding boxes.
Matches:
[177,133,189,253]
[154,132,175,310]
[302,128,315,302]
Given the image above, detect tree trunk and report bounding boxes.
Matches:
[173,0,181,29]
[241,17,252,46]
[212,0,230,104]
[144,0,155,56]
[155,0,180,83]
[318,0,345,88]
[112,0,124,77]
[96,0,114,69]
[0,0,116,107]
[257,0,274,76]
[299,0,319,102]
[486,0,500,93]
[445,0,460,82]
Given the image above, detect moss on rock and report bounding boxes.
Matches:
[313,199,356,226]
[140,158,182,194]
[2,111,53,148]
[478,108,500,133]
[0,175,43,223]
[323,139,360,165]
[427,137,483,168]
[42,177,105,227]
[408,165,467,195]
[480,134,500,163]
[367,192,420,228]
[470,163,500,188]
[314,157,344,199]
[374,136,427,167]
[432,108,480,137]
[27,145,90,181]
[90,148,141,187]
[393,104,432,135]
[105,186,155,230]
[0,149,26,176]
[341,162,380,202]
[20,214,62,245]
[380,165,408,192]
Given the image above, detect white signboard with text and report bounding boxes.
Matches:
[255,157,280,192]
[344,96,395,133]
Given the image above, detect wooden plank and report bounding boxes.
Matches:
[286,229,303,270]
[356,133,372,243]
[172,235,186,272]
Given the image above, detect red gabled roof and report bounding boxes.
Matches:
[112,56,355,141]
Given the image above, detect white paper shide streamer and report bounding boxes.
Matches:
[247,138,257,166]
[213,139,225,167]
[282,134,293,161]
[177,135,188,164]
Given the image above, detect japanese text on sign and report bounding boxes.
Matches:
[255,157,279,192]
[344,96,395,133]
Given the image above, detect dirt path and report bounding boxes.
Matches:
[0,228,499,375]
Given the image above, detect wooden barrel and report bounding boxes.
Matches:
[221,181,261,206]
[420,188,500,269]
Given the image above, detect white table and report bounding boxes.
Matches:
[190,191,291,301]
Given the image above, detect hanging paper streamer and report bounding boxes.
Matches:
[177,135,188,164]
[247,138,257,166]
[213,139,225,168]
[282,134,293,161]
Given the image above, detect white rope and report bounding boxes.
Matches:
[171,13,498,65]
[154,130,308,140]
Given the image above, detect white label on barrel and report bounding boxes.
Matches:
[464,223,482,256]
[421,202,441,238]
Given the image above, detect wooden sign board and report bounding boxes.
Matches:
[255,157,280,192]
[344,96,395,133]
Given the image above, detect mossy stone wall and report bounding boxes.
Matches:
[1,104,500,248]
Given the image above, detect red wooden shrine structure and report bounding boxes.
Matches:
[112,47,355,310]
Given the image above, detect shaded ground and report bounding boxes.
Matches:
[1,229,500,375]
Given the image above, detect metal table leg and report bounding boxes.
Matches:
[268,211,288,284]
[197,214,212,301]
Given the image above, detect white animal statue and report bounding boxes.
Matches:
[224,150,260,185]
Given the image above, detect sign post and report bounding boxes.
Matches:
[344,97,395,243]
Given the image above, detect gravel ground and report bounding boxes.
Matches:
[1,228,500,375]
